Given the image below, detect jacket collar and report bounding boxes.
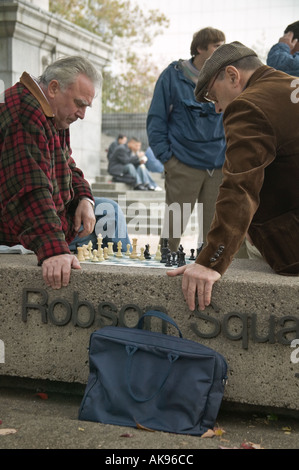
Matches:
[244,65,274,90]
[20,71,54,118]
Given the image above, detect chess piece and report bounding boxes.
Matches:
[97,247,104,261]
[139,247,145,260]
[97,233,103,254]
[155,244,162,261]
[171,252,177,265]
[82,244,89,259]
[77,246,85,262]
[116,241,123,257]
[177,250,186,267]
[103,247,109,259]
[189,248,196,260]
[125,244,131,256]
[130,238,138,259]
[107,242,114,256]
[144,244,151,259]
[165,252,172,267]
[92,249,99,262]
[161,239,170,263]
[87,240,93,259]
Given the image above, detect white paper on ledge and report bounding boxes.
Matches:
[0,245,34,254]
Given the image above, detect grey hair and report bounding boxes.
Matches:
[38,55,102,90]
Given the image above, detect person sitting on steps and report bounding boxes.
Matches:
[108,137,161,191]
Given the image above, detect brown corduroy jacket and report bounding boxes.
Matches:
[196,65,299,276]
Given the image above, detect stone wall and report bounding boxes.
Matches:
[0,254,299,411]
[102,113,149,149]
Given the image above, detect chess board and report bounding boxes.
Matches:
[77,237,198,269]
[80,254,194,269]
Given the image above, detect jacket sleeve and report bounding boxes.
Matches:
[0,122,72,262]
[266,43,299,75]
[114,146,140,165]
[146,66,173,163]
[196,98,276,275]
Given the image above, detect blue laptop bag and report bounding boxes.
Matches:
[78,310,228,435]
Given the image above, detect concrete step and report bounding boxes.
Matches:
[91,189,166,202]
[95,170,165,187]
[92,182,129,192]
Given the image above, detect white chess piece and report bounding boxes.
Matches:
[155,244,162,261]
[77,246,85,262]
[116,241,123,257]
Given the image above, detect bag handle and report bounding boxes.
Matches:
[137,310,183,338]
[125,345,179,403]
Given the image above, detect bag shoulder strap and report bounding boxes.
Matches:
[137,310,183,338]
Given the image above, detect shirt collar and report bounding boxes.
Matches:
[19,71,54,118]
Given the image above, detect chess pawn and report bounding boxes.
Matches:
[125,244,131,256]
[103,247,109,259]
[139,247,145,260]
[97,247,104,261]
[92,249,99,262]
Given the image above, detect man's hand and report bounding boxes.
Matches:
[42,254,81,289]
[167,263,221,311]
[279,31,298,51]
[74,199,96,238]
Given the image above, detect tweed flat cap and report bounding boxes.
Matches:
[195,41,257,102]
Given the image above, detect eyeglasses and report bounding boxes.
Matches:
[204,68,225,104]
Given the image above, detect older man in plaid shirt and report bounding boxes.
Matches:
[0,56,129,289]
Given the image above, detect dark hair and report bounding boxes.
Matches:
[190,27,226,56]
[284,21,299,40]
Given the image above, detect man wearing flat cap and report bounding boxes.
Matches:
[168,41,299,311]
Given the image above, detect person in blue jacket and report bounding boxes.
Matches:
[147,27,226,253]
[267,21,299,76]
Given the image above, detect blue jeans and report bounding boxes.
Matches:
[123,163,157,187]
[69,197,131,252]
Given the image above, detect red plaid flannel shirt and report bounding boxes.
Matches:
[0,72,94,263]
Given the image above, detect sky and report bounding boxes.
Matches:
[137,0,299,72]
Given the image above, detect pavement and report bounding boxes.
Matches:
[0,378,299,455]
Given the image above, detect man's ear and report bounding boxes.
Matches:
[47,79,60,98]
[225,66,240,86]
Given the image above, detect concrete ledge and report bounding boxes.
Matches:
[0,254,298,411]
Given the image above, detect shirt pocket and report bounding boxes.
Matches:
[180,98,219,142]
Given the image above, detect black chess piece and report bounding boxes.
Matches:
[171,252,177,265]
[189,248,195,260]
[177,250,186,267]
[161,239,170,263]
[144,244,151,259]
[165,252,172,267]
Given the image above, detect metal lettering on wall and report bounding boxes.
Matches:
[21,288,299,350]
